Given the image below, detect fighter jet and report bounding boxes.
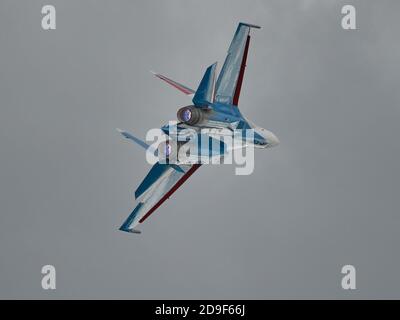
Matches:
[117,22,279,234]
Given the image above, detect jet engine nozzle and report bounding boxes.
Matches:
[177,106,204,125]
[158,139,178,164]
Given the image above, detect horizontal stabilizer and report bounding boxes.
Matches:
[117,128,160,156]
[117,128,150,149]
[117,129,184,174]
[151,71,195,95]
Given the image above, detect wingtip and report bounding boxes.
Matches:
[240,22,261,29]
[129,228,142,234]
[119,226,142,234]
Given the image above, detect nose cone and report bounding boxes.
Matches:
[264,130,280,148]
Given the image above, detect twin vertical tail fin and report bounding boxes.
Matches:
[192,62,217,106]
[151,62,218,107]
[150,71,195,95]
[151,22,260,108]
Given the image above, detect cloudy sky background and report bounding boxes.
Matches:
[0,0,399,298]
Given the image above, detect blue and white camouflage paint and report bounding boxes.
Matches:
[117,22,279,234]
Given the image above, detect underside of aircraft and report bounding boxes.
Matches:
[118,22,279,234]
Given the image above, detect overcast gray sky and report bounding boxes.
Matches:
[0,0,400,299]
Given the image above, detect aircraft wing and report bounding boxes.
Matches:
[214,22,260,106]
[119,163,201,233]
